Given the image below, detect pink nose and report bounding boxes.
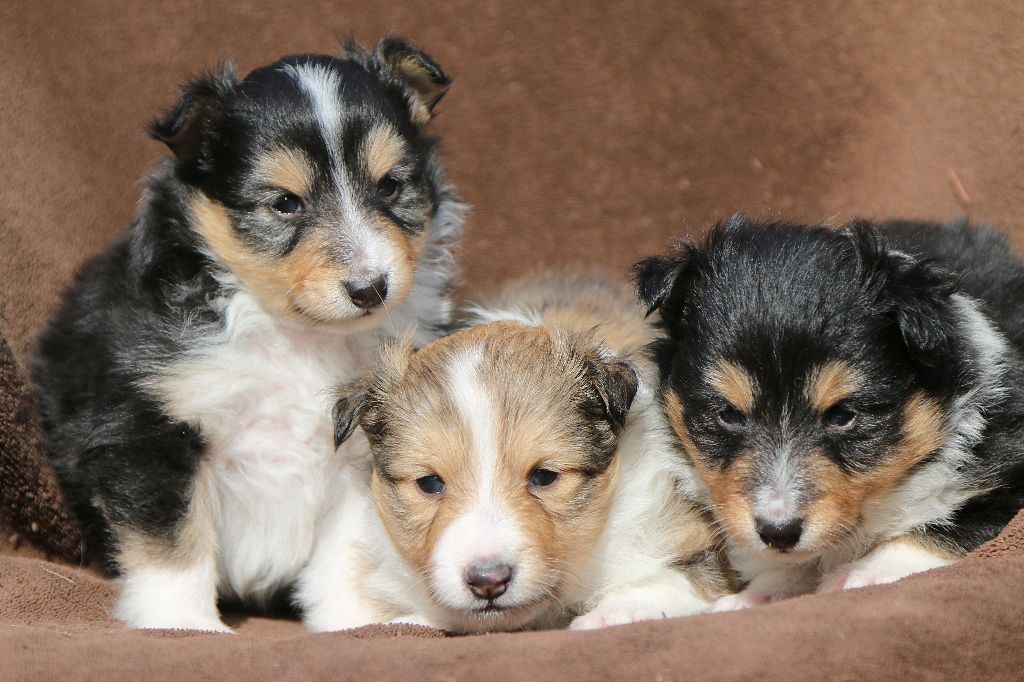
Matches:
[464,562,513,600]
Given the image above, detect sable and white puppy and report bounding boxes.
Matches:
[635,215,1024,610]
[325,273,728,633]
[31,39,463,631]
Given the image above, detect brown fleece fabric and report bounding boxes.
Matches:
[2,0,1024,678]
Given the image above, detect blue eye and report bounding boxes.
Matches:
[416,474,445,495]
[529,469,559,488]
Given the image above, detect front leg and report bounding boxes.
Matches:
[817,536,955,594]
[296,493,383,632]
[569,567,713,631]
[713,561,817,612]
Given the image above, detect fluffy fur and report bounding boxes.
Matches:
[31,38,464,631]
[324,272,729,633]
[635,215,1024,609]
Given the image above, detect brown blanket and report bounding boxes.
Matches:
[4,0,1024,678]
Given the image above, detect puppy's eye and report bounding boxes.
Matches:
[416,474,445,495]
[376,176,401,201]
[272,194,303,216]
[528,469,559,488]
[716,405,747,430]
[823,405,857,431]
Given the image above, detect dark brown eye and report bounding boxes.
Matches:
[823,405,857,431]
[376,176,401,201]
[416,474,445,495]
[716,405,747,430]
[528,469,559,488]
[272,194,303,216]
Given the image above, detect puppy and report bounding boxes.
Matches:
[326,272,728,632]
[635,214,1024,609]
[31,39,464,631]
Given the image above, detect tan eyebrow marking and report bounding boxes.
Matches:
[708,359,756,413]
[256,146,315,197]
[365,124,406,181]
[805,360,862,412]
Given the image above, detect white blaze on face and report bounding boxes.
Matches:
[283,62,398,295]
[428,345,526,610]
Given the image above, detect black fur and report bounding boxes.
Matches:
[637,215,1024,555]
[32,39,457,570]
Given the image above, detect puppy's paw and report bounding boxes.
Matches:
[386,613,438,628]
[817,539,954,595]
[570,598,672,631]
[118,609,233,633]
[711,590,780,612]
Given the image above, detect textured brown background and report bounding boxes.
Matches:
[2,0,1024,678]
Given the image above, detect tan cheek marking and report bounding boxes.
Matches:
[708,360,756,414]
[663,387,756,547]
[374,214,427,302]
[365,125,407,181]
[806,360,862,412]
[191,194,347,317]
[256,146,314,197]
[806,392,948,542]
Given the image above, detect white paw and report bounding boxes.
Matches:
[386,614,438,628]
[711,590,779,612]
[117,608,233,634]
[817,541,954,595]
[570,599,672,630]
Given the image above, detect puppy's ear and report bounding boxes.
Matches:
[148,62,237,175]
[589,356,640,432]
[848,220,959,366]
[374,37,451,125]
[333,377,373,447]
[332,336,415,447]
[633,252,690,317]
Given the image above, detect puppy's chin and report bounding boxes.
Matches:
[287,302,390,331]
[437,598,551,634]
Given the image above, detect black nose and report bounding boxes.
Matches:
[344,276,388,309]
[465,562,513,600]
[755,516,803,551]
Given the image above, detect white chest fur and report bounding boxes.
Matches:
[147,290,378,602]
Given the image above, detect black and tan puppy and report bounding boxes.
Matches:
[635,215,1024,609]
[31,39,463,631]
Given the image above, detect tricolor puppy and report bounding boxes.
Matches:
[328,273,728,632]
[31,39,464,631]
[635,215,1024,609]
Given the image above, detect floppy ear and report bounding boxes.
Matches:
[374,37,451,125]
[633,253,690,317]
[148,62,237,176]
[333,377,373,447]
[583,351,640,433]
[332,336,416,447]
[848,220,959,366]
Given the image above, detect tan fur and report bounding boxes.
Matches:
[365,125,407,181]
[116,462,217,571]
[190,193,421,324]
[255,146,315,197]
[368,320,623,604]
[709,360,756,414]
[805,392,947,544]
[389,55,446,125]
[806,360,862,412]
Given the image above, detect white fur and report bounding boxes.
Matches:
[314,338,718,632]
[817,540,953,593]
[718,294,1009,607]
[130,235,455,631]
[114,559,229,633]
